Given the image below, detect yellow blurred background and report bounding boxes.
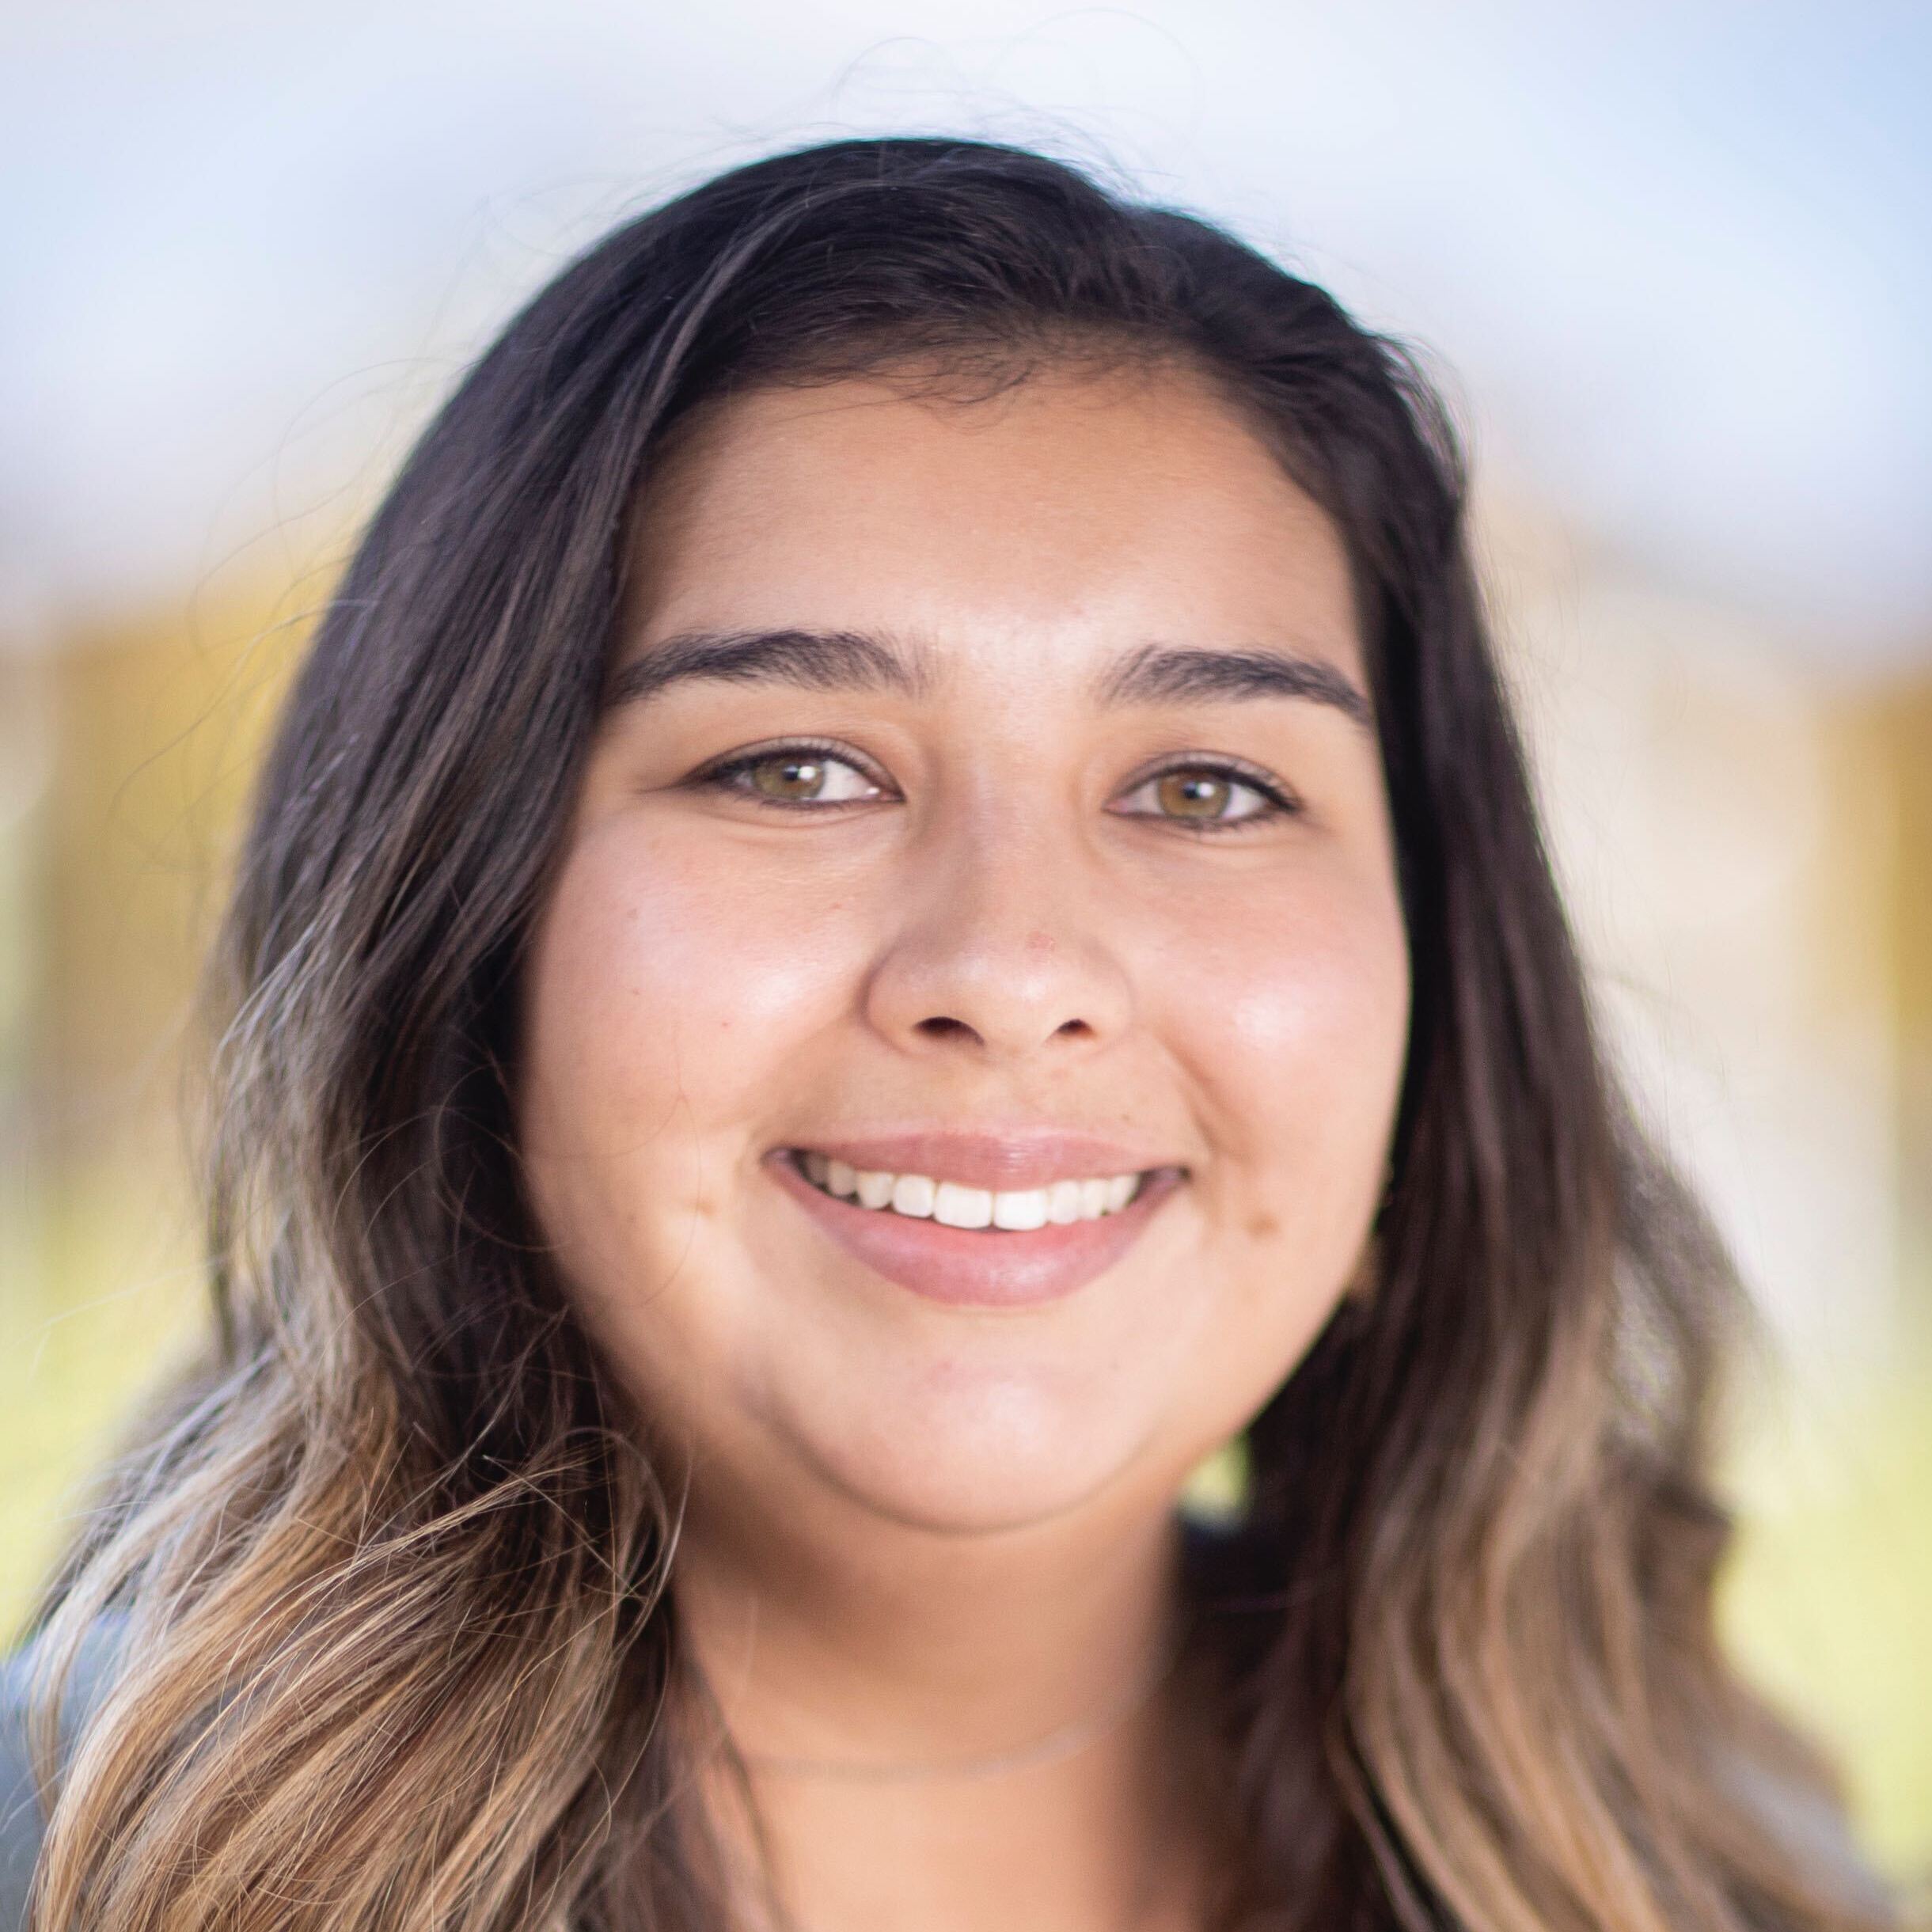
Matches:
[1,0,1926,1903]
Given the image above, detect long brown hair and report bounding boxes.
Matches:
[18,136,1896,1930]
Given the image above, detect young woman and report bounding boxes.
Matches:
[0,137,1897,1932]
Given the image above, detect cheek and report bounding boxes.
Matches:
[515,821,879,1365]
[520,818,864,1153]
[516,819,886,1429]
[1148,856,1410,1232]
[1128,864,1407,1452]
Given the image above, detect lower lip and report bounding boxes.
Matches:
[765,1152,1186,1309]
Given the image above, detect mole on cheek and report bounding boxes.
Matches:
[1247,1211,1280,1240]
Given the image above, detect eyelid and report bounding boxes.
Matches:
[1109,753,1301,829]
[689,735,898,803]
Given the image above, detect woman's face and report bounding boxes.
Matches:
[518,363,1410,1542]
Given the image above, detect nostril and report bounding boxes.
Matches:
[914,1016,979,1041]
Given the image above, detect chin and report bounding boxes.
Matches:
[773,1379,1160,1538]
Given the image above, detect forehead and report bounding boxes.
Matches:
[619,364,1365,692]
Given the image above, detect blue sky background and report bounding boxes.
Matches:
[2,0,1926,669]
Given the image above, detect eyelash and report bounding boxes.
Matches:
[689,738,1301,834]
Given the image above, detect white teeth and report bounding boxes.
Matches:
[795,1154,1150,1229]
[934,1182,994,1228]
[890,1173,936,1218]
[993,1188,1050,1231]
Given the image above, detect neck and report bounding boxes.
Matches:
[671,1490,1220,1932]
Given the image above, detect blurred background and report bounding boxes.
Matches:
[2,0,1926,1892]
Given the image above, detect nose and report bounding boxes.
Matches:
[861,807,1134,1062]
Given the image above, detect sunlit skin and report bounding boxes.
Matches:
[517,364,1411,1932]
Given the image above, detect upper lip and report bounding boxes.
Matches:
[771,1129,1186,1193]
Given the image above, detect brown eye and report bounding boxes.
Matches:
[1115,761,1293,831]
[748,753,831,800]
[697,742,890,809]
[1155,771,1235,820]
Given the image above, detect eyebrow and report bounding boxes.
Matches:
[1095,639,1372,727]
[602,628,933,710]
[601,627,1374,731]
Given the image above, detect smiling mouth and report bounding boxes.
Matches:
[785,1148,1154,1231]
[770,1145,1187,1307]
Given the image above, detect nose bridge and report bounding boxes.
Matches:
[864,786,1131,1057]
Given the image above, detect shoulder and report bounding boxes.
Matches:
[1721,1748,1899,1925]
[0,1642,47,1932]
[0,1615,132,1932]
